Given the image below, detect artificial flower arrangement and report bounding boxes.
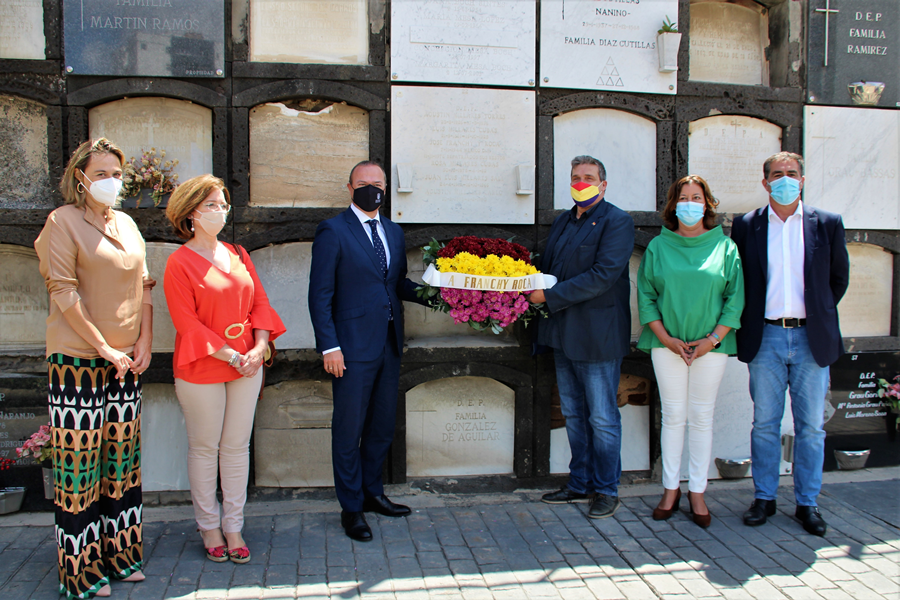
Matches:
[878,375,900,415]
[417,236,555,334]
[16,423,52,463]
[121,147,180,206]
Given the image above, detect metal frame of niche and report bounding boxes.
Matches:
[229,0,387,81]
[537,93,676,228]
[230,80,388,251]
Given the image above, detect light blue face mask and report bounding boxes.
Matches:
[768,176,801,205]
[675,201,705,226]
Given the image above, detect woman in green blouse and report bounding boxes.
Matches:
[637,175,745,528]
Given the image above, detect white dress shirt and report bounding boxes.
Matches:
[323,204,391,355]
[765,202,806,320]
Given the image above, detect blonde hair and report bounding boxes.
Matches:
[60,138,125,207]
[165,174,230,240]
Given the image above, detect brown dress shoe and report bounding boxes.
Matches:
[652,488,681,521]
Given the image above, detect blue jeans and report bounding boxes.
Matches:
[748,325,829,507]
[555,353,623,496]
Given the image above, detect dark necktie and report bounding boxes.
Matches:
[367,219,392,320]
[367,219,388,276]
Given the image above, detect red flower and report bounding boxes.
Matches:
[438,236,531,263]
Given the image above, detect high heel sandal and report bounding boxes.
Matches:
[687,491,712,528]
[652,488,681,521]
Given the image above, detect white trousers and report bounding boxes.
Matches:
[174,370,262,533]
[651,348,728,493]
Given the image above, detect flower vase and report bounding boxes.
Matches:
[657,32,682,72]
[41,459,53,500]
[121,190,170,208]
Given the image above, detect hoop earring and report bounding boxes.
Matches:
[77,181,87,194]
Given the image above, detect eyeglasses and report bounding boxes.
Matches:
[200,202,231,212]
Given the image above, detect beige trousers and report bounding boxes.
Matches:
[174,370,262,533]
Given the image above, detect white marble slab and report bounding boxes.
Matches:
[249,0,368,64]
[628,250,644,343]
[689,2,768,85]
[141,383,190,492]
[540,0,679,94]
[89,98,213,183]
[390,0,536,87]
[249,102,369,208]
[550,403,650,474]
[145,242,180,354]
[804,106,900,230]
[406,376,515,477]
[0,95,52,209]
[838,243,894,338]
[0,244,48,352]
[0,0,44,60]
[553,108,657,211]
[688,115,782,214]
[390,86,535,224]
[249,243,314,350]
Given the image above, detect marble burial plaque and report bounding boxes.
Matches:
[540,0,679,94]
[141,383,189,491]
[404,250,517,347]
[688,115,783,214]
[689,1,768,86]
[390,0,536,87]
[89,97,213,184]
[827,352,899,435]
[0,0,45,59]
[250,0,368,65]
[628,251,643,343]
[0,95,53,209]
[552,108,656,212]
[551,403,650,473]
[254,380,334,487]
[249,102,369,208]
[390,86,535,224]
[250,243,314,350]
[808,0,899,107]
[407,376,514,477]
[0,244,49,353]
[63,0,224,77]
[0,374,47,461]
[804,105,899,230]
[837,243,894,338]
[145,242,180,353]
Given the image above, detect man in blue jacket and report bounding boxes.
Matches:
[529,155,635,519]
[731,152,850,536]
[308,161,423,542]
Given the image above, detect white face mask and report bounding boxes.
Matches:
[81,171,123,206]
[193,210,227,237]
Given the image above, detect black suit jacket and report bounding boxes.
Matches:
[731,204,850,368]
[537,200,635,361]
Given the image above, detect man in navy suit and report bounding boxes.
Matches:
[529,155,635,520]
[731,152,849,537]
[309,161,423,541]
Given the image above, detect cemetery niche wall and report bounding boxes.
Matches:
[0,0,45,61]
[688,0,769,86]
[0,95,53,209]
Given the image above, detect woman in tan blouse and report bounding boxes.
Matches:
[34,138,153,600]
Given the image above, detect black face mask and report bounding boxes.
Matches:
[353,184,383,212]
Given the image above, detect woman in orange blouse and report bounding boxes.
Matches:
[163,175,285,564]
[35,138,150,599]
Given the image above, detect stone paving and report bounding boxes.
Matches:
[1,476,898,600]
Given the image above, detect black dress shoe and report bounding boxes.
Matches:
[341,511,373,542]
[795,506,827,537]
[362,494,411,517]
[542,487,591,504]
[743,499,777,526]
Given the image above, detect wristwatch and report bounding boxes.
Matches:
[707,332,721,349]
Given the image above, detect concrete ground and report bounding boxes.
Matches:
[1,468,898,600]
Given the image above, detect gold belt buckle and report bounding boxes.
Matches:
[224,322,245,339]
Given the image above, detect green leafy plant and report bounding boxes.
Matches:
[658,16,678,34]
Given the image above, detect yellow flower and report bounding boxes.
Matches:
[436,252,539,278]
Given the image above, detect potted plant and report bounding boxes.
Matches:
[17,423,53,500]
[0,457,26,515]
[121,147,180,208]
[657,16,682,73]
[878,375,900,436]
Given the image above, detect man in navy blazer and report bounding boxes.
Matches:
[529,155,635,520]
[308,161,423,542]
[731,152,849,537]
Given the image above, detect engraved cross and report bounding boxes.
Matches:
[815,0,840,67]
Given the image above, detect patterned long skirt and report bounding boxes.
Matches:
[48,354,143,600]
